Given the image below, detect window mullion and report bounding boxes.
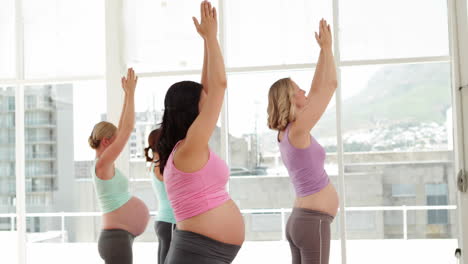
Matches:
[448,0,468,263]
[105,0,129,176]
[332,0,348,263]
[15,0,27,263]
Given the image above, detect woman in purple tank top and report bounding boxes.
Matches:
[267,19,338,264]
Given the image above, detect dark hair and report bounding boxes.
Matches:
[157,81,203,174]
[144,128,162,162]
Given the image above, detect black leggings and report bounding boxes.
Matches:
[155,221,175,264]
[164,229,241,264]
[98,229,135,264]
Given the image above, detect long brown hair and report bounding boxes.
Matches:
[144,128,162,162]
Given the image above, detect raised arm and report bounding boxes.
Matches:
[96,68,138,177]
[118,91,128,130]
[185,1,226,151]
[295,19,337,133]
[201,40,209,92]
[195,2,211,94]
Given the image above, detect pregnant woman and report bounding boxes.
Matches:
[267,19,338,264]
[88,68,150,264]
[144,128,176,263]
[158,2,244,263]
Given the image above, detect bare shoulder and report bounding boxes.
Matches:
[173,140,210,173]
[288,122,312,149]
[95,163,115,180]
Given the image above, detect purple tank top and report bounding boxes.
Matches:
[278,124,329,197]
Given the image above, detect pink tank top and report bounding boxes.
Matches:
[279,124,330,197]
[164,141,231,222]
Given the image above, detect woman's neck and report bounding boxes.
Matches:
[96,148,105,159]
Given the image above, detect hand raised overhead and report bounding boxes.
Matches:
[121,68,138,94]
[314,19,332,50]
[192,1,218,40]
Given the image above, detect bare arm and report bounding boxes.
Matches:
[309,50,326,95]
[309,20,337,96]
[118,92,128,130]
[96,69,138,178]
[201,41,209,92]
[196,2,210,94]
[295,19,337,133]
[184,1,226,151]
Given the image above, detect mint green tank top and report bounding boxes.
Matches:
[91,160,132,213]
[149,162,176,224]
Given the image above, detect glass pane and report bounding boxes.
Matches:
[23,0,105,78]
[341,62,457,263]
[0,0,15,78]
[340,0,449,61]
[227,70,341,263]
[128,0,218,73]
[0,86,16,263]
[24,81,106,263]
[226,0,332,67]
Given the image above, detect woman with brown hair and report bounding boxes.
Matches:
[144,128,176,263]
[157,2,244,263]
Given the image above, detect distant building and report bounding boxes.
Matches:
[101,110,162,159]
[0,84,74,233]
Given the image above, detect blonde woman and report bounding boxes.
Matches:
[88,68,149,264]
[267,19,338,264]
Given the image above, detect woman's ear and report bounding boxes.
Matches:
[101,137,110,148]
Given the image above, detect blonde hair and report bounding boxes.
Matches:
[88,121,117,149]
[267,78,296,131]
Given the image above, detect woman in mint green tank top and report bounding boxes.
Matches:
[88,68,150,264]
[144,128,176,264]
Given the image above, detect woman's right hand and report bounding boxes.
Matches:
[192,1,218,40]
[121,68,138,94]
[315,19,332,50]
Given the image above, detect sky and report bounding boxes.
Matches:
[0,0,451,160]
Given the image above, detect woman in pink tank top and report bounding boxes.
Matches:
[267,19,339,264]
[156,2,244,263]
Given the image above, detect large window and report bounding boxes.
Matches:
[23,0,105,78]
[0,0,15,79]
[129,0,219,73]
[3,0,106,263]
[2,0,461,263]
[225,0,333,67]
[24,82,106,263]
[339,0,449,61]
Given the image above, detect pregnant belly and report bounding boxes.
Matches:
[294,183,340,216]
[177,200,245,245]
[102,196,150,236]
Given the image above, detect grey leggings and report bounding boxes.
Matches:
[155,221,175,264]
[286,208,334,264]
[164,229,241,264]
[98,229,136,264]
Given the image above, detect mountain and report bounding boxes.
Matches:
[314,62,452,137]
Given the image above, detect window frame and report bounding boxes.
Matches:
[4,0,467,264]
